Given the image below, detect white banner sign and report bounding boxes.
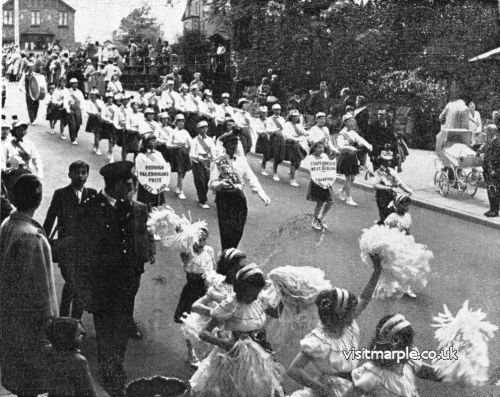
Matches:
[310,159,337,189]
[137,161,171,194]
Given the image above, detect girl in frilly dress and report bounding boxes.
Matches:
[287,254,382,397]
[190,263,284,397]
[343,314,441,397]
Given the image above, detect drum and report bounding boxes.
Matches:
[29,74,47,101]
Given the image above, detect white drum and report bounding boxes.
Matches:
[29,74,47,101]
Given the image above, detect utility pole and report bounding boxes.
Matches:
[14,0,20,47]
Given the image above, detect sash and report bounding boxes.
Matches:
[272,116,283,131]
[197,136,212,156]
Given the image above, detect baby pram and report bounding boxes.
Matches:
[434,129,482,197]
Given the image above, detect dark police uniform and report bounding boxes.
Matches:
[483,135,500,217]
[76,162,154,397]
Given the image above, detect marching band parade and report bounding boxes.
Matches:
[1,7,500,397]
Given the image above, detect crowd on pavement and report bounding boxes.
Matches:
[1,40,500,397]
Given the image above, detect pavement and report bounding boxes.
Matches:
[1,82,500,396]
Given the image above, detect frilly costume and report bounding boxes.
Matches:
[359,225,432,299]
[190,294,285,397]
[290,323,360,397]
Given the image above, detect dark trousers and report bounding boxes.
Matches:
[216,190,248,250]
[59,262,84,320]
[93,274,141,397]
[25,95,39,123]
[375,189,396,223]
[192,161,210,204]
[67,112,82,142]
[487,184,500,213]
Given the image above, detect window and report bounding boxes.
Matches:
[3,10,13,25]
[31,10,41,26]
[58,11,68,27]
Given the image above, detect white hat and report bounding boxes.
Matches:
[342,113,354,124]
[204,89,212,96]
[69,78,78,84]
[197,120,208,128]
[144,108,155,114]
[114,93,123,100]
[315,112,326,119]
[159,112,170,119]
[180,83,189,90]
[238,98,249,106]
[259,106,268,113]
[221,93,230,99]
[272,104,281,110]
[89,88,99,95]
[289,109,300,117]
[190,83,199,90]
[175,113,185,121]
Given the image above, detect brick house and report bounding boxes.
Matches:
[2,0,76,51]
[182,0,228,39]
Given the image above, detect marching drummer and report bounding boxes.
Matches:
[24,61,41,125]
[64,78,85,145]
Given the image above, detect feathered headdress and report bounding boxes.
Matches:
[147,205,207,254]
[431,300,498,387]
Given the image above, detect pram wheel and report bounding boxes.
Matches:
[465,170,479,197]
[434,170,450,197]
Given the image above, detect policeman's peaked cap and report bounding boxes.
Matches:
[100,161,135,182]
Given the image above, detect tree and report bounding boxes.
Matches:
[114,3,163,45]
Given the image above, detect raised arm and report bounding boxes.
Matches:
[351,254,382,319]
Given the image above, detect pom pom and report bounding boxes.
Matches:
[147,205,208,254]
[431,300,498,387]
[359,225,433,299]
[267,266,331,348]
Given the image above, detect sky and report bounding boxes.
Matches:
[65,0,187,43]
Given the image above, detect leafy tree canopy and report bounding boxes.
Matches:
[115,3,163,45]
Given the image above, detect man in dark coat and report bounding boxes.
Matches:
[307,80,332,116]
[483,124,500,217]
[367,108,398,170]
[76,161,155,397]
[43,160,96,320]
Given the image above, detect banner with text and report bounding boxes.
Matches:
[137,161,171,194]
[310,159,337,189]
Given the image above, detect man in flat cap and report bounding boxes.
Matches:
[75,161,154,396]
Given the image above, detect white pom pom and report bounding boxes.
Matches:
[147,205,207,254]
[359,225,433,299]
[431,300,498,387]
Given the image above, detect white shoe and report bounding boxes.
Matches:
[154,234,161,241]
[175,187,180,194]
[338,189,346,201]
[311,219,322,230]
[164,186,170,192]
[273,175,280,182]
[108,155,114,163]
[60,134,67,140]
[92,147,96,153]
[406,290,417,298]
[290,180,299,187]
[198,203,210,209]
[178,192,186,200]
[95,149,102,156]
[261,170,269,176]
[72,140,78,145]
[50,130,55,135]
[346,197,358,206]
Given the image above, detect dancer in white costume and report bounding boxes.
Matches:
[287,254,382,397]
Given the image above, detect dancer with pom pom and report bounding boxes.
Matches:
[359,224,433,299]
[287,254,382,397]
[344,313,442,397]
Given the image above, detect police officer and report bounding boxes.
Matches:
[483,124,500,217]
[76,161,155,396]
